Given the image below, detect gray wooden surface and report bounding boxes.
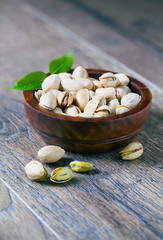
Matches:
[0,0,163,239]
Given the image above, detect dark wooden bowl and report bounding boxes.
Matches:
[23,69,152,153]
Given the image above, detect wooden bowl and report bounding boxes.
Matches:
[23,69,152,153]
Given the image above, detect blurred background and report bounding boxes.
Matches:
[0,0,162,88]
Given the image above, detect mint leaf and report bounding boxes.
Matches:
[49,52,73,74]
[10,71,47,90]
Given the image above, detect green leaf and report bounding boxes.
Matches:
[49,52,73,74]
[10,71,47,90]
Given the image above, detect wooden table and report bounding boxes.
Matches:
[0,0,163,239]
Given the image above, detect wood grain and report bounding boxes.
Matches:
[0,0,163,239]
[24,0,163,88]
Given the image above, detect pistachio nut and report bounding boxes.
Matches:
[115,73,130,86]
[107,99,119,115]
[121,92,141,109]
[95,87,115,100]
[76,89,89,111]
[75,78,93,90]
[64,105,81,116]
[38,145,65,163]
[34,90,44,103]
[99,72,120,88]
[25,160,48,181]
[120,142,143,160]
[57,91,73,107]
[94,105,110,117]
[70,161,93,172]
[50,167,73,183]
[61,79,82,92]
[92,80,103,90]
[59,72,72,81]
[115,86,131,101]
[72,66,88,79]
[84,98,99,115]
[39,91,57,110]
[41,74,61,92]
[53,107,64,114]
[116,105,130,115]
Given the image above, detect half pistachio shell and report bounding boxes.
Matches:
[84,98,99,115]
[50,167,73,183]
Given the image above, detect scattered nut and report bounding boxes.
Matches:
[120,142,143,160]
[50,167,73,183]
[25,160,48,181]
[38,145,65,163]
[70,161,93,172]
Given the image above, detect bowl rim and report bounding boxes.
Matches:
[23,69,152,122]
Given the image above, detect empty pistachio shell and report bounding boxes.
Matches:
[107,99,119,115]
[116,105,130,115]
[57,91,73,107]
[41,74,61,92]
[115,73,130,86]
[53,107,63,114]
[115,86,131,101]
[38,145,65,163]
[39,92,57,110]
[50,167,73,183]
[64,105,81,116]
[95,87,115,100]
[72,66,88,79]
[61,79,82,92]
[70,161,93,172]
[76,89,89,111]
[120,142,143,160]
[121,93,141,109]
[84,98,99,115]
[34,90,44,103]
[99,72,120,87]
[25,160,48,181]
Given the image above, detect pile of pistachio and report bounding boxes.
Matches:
[34,66,141,117]
[25,141,143,183]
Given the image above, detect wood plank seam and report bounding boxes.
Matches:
[17,0,163,93]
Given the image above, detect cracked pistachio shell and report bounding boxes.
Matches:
[107,99,120,115]
[99,72,120,87]
[94,105,110,117]
[61,79,82,91]
[38,145,65,163]
[57,91,73,107]
[72,66,88,79]
[50,167,73,183]
[41,74,61,92]
[70,161,93,172]
[121,93,141,109]
[115,86,131,101]
[76,78,93,90]
[95,87,115,100]
[25,160,48,181]
[84,98,99,115]
[34,90,44,103]
[116,105,130,115]
[92,80,103,90]
[76,89,89,111]
[53,107,63,114]
[115,73,130,86]
[120,142,143,160]
[59,72,72,81]
[39,92,57,110]
[64,105,81,116]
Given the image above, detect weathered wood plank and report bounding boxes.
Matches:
[0,0,163,239]
[24,0,163,88]
[0,179,60,240]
